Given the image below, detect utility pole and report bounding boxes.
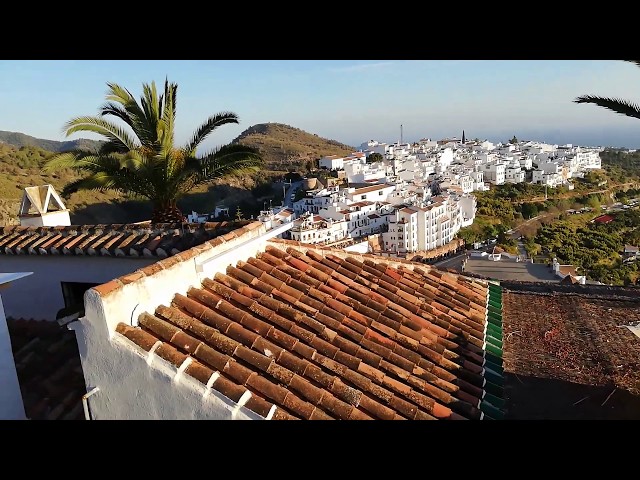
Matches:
[400,124,403,145]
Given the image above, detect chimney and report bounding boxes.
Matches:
[18,185,71,227]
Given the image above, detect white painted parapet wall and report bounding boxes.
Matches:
[72,222,289,420]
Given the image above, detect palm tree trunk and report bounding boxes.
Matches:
[151,201,185,224]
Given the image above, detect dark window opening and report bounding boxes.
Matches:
[57,281,100,320]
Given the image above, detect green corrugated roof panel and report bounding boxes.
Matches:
[484,380,504,398]
[486,323,502,338]
[485,342,503,358]
[486,335,503,350]
[482,282,505,419]
[481,400,504,420]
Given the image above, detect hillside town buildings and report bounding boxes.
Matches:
[284,136,602,255]
[184,136,603,258]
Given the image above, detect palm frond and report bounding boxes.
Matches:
[105,82,155,147]
[573,95,640,120]
[159,80,177,157]
[178,144,263,192]
[623,60,640,69]
[61,172,149,198]
[104,83,137,106]
[64,116,139,151]
[140,81,160,142]
[55,78,251,212]
[44,150,92,171]
[184,112,239,155]
[46,151,124,173]
[99,101,135,129]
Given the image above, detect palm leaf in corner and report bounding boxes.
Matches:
[574,60,640,120]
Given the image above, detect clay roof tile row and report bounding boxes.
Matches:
[0,221,258,259]
[116,242,492,420]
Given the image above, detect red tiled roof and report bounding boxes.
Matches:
[557,265,578,277]
[594,215,614,224]
[0,221,252,258]
[559,275,580,285]
[349,201,375,208]
[6,318,86,420]
[115,243,491,420]
[352,184,391,195]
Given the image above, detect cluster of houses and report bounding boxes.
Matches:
[342,137,602,192]
[283,181,475,256]
[190,135,604,257]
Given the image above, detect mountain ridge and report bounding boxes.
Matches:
[0,130,102,152]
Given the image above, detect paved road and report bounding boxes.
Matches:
[463,258,558,282]
[433,253,467,271]
[279,180,303,209]
[275,180,303,210]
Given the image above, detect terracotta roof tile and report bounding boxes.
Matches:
[115,239,495,419]
[0,221,260,259]
[7,318,87,420]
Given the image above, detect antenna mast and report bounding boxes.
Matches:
[400,124,403,144]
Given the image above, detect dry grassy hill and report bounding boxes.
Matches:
[233,122,355,171]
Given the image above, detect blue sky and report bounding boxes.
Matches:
[1,60,640,151]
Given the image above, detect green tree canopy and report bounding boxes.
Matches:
[367,152,384,163]
[46,79,263,223]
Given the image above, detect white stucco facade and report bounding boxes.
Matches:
[318,155,344,170]
[19,210,71,227]
[72,223,284,420]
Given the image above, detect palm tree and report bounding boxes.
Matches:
[46,79,263,223]
[574,60,640,121]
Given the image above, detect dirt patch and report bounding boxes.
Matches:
[502,290,640,419]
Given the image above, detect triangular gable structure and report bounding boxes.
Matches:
[19,185,67,216]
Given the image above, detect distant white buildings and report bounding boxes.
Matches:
[482,162,506,185]
[231,136,604,256]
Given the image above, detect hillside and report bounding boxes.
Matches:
[232,123,355,171]
[0,122,353,225]
[0,130,102,152]
[0,143,283,226]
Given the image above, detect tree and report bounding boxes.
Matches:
[305,159,315,173]
[46,80,263,223]
[367,152,384,163]
[521,202,538,219]
[574,60,640,122]
[509,136,518,144]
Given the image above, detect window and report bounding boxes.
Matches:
[58,281,100,319]
[379,191,383,195]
